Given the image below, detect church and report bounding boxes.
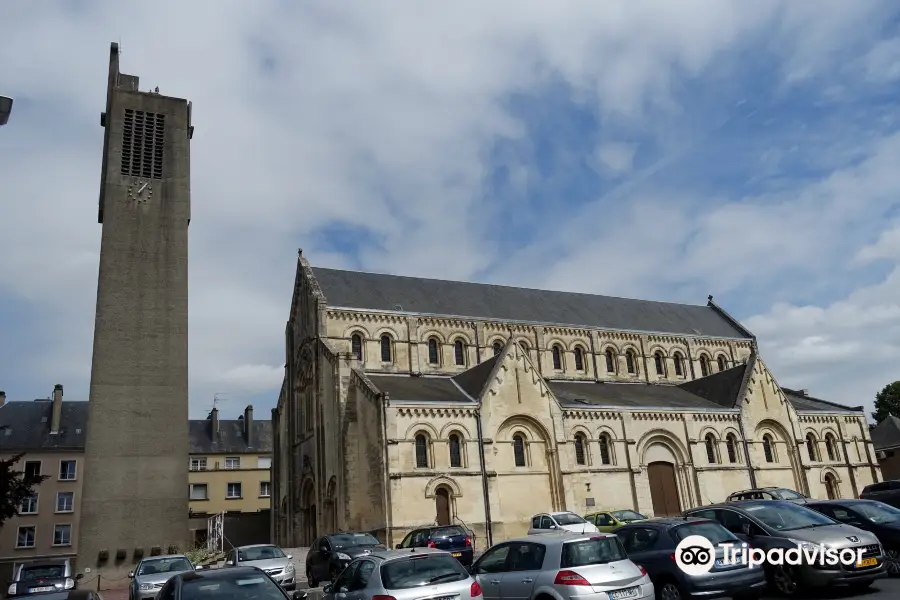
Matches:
[271,250,881,549]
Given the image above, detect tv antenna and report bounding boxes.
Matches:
[213,393,228,410]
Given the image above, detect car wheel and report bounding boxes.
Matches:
[656,581,683,600]
[770,565,799,596]
[886,548,900,576]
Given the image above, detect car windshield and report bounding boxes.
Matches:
[773,489,804,500]
[853,502,900,524]
[137,558,193,576]
[238,546,286,561]
[181,573,286,600]
[20,565,65,581]
[329,533,380,549]
[554,513,587,525]
[380,555,469,589]
[611,510,646,521]
[561,537,628,567]
[671,522,737,545]
[742,502,835,531]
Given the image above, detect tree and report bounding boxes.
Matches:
[0,453,49,527]
[872,381,900,424]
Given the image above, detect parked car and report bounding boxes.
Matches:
[224,544,297,589]
[6,559,84,599]
[585,509,648,532]
[128,555,201,600]
[860,480,900,509]
[807,499,900,575]
[395,525,475,566]
[726,487,809,503]
[469,530,653,600]
[323,548,478,600]
[305,531,386,587]
[149,565,306,600]
[684,500,885,595]
[528,512,600,535]
[614,517,766,600]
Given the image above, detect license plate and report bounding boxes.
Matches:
[609,587,639,600]
[857,557,877,568]
[452,552,462,557]
[30,587,55,593]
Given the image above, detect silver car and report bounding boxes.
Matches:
[528,512,600,535]
[7,559,84,600]
[470,531,653,600]
[323,548,479,600]
[224,544,297,589]
[128,555,201,600]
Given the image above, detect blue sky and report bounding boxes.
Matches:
[1,0,899,420]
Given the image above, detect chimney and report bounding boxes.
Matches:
[0,391,5,407]
[799,389,809,396]
[50,384,63,434]
[210,407,219,443]
[244,405,254,446]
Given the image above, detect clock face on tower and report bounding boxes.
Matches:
[126,179,153,203]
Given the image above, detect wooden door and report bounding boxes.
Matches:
[435,488,451,525]
[648,461,681,516]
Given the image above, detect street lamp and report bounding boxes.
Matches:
[0,96,13,126]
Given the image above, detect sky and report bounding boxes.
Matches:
[1,1,899,421]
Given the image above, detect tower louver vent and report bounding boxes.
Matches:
[120,109,164,179]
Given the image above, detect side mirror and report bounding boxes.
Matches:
[549,524,558,529]
[740,524,752,537]
[322,585,333,594]
[128,572,134,579]
[395,544,402,549]
[75,574,84,581]
[287,555,293,560]
[195,565,204,571]
[292,592,308,600]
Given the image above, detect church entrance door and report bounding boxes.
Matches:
[648,461,681,516]
[435,487,451,526]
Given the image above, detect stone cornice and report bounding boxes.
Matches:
[395,406,477,419]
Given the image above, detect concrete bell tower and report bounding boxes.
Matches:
[77,42,193,582]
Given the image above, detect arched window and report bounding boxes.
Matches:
[824,473,838,500]
[454,340,465,366]
[351,334,363,359]
[513,434,526,467]
[625,350,636,375]
[717,355,727,372]
[763,434,775,463]
[449,433,462,468]
[700,356,710,377]
[493,341,502,356]
[518,341,529,355]
[705,433,718,464]
[414,434,429,468]
[605,350,616,373]
[574,347,584,371]
[726,433,738,463]
[552,345,563,370]
[574,434,586,465]
[673,352,684,377]
[427,337,440,365]
[825,434,838,461]
[806,433,818,461]
[380,335,392,363]
[654,352,664,376]
[599,434,612,465]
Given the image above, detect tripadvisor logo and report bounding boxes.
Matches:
[674,535,870,575]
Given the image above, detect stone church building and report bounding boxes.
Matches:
[272,250,881,549]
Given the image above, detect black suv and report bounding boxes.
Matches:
[395,525,474,566]
[860,480,900,509]
[726,487,808,503]
[305,532,385,587]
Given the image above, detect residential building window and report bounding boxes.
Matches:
[806,434,818,461]
[493,341,502,356]
[56,492,74,513]
[24,461,41,478]
[513,434,526,467]
[351,334,363,359]
[726,434,738,464]
[53,524,72,546]
[717,355,727,371]
[226,483,242,499]
[189,484,208,500]
[225,457,241,469]
[427,337,440,365]
[574,434,586,466]
[825,434,838,461]
[599,434,612,465]
[259,481,271,497]
[605,350,616,373]
[189,458,207,471]
[380,335,392,362]
[625,350,636,375]
[20,495,38,515]
[415,434,429,468]
[16,526,36,549]
[257,456,272,469]
[574,347,584,371]
[454,340,465,366]
[59,460,76,480]
[763,435,775,463]
[673,352,684,377]
[700,356,710,377]
[705,433,718,464]
[551,345,563,370]
[449,434,462,468]
[654,352,664,376]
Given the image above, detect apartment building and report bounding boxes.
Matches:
[188,406,273,521]
[0,386,86,584]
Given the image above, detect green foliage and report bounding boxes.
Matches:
[185,544,217,565]
[0,453,50,527]
[872,381,900,424]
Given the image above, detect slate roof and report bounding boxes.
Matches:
[781,388,860,413]
[0,400,88,451]
[549,381,727,410]
[677,363,750,409]
[366,374,473,403]
[451,354,500,399]
[188,419,273,454]
[871,416,900,450]
[312,267,752,339]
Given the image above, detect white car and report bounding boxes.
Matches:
[528,511,599,534]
